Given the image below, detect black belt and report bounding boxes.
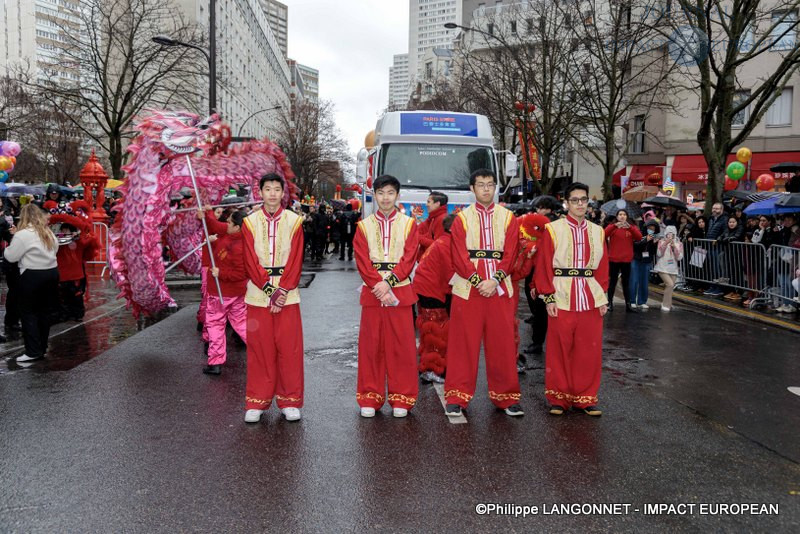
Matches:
[264,266,285,276]
[372,262,397,272]
[468,249,503,260]
[553,268,594,277]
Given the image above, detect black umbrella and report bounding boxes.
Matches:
[220,195,247,206]
[746,191,783,203]
[642,196,687,209]
[723,190,751,201]
[600,199,642,219]
[769,162,800,173]
[775,193,800,208]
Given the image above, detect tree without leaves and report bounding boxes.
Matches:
[670,0,800,210]
[275,100,353,196]
[563,0,678,201]
[19,0,208,180]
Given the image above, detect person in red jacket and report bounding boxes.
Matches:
[413,214,456,384]
[604,208,641,312]
[45,200,100,321]
[354,175,420,418]
[197,206,225,335]
[416,191,448,260]
[199,209,248,376]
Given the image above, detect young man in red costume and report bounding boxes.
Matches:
[354,174,420,418]
[416,191,448,260]
[534,182,609,416]
[444,169,522,417]
[413,214,456,384]
[241,173,304,423]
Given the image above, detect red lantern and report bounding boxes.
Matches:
[755,173,775,192]
[724,177,738,191]
[527,103,536,113]
[335,184,342,192]
[366,177,373,189]
[514,101,525,111]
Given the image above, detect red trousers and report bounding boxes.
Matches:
[245,304,304,410]
[357,305,418,410]
[545,308,603,408]
[444,292,520,409]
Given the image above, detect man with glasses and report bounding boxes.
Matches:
[534,182,609,416]
[444,169,523,417]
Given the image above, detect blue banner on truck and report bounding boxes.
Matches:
[400,113,478,137]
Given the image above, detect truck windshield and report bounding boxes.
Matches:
[378,143,495,191]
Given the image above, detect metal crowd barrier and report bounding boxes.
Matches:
[677,238,771,305]
[767,245,800,309]
[87,221,110,278]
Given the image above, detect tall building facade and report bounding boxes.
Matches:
[296,63,319,102]
[388,53,410,110]
[0,0,82,85]
[408,0,461,87]
[261,0,288,58]
[178,0,291,139]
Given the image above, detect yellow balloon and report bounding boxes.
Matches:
[364,130,376,149]
[736,147,752,163]
[0,157,9,171]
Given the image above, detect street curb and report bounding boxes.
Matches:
[649,285,800,334]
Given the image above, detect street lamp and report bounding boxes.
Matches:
[237,105,282,137]
[152,0,217,115]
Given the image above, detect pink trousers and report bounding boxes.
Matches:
[197,268,209,342]
[206,294,248,365]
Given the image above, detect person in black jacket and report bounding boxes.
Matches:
[0,205,17,339]
[703,203,728,296]
[310,205,330,260]
[630,219,659,309]
[338,204,359,261]
[719,216,745,301]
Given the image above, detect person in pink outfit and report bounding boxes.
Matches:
[198,208,248,375]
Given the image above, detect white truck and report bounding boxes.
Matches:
[355,111,516,220]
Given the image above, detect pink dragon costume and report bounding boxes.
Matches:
[109,110,297,318]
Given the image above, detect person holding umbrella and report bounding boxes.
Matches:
[604,209,641,312]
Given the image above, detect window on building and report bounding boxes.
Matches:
[425,61,433,80]
[510,20,517,34]
[525,18,534,33]
[738,24,755,52]
[732,90,750,127]
[771,10,797,50]
[488,23,494,35]
[766,87,793,126]
[631,115,646,153]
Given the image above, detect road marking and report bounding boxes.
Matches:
[433,383,467,424]
[789,387,800,398]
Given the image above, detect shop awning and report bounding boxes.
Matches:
[612,167,626,186]
[671,152,800,183]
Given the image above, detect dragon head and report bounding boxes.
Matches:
[135,110,231,158]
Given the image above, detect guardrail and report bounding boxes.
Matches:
[87,221,110,278]
[767,245,800,311]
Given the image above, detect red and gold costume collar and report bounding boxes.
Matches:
[262,205,284,221]
[475,202,495,213]
[375,209,398,222]
[566,214,587,229]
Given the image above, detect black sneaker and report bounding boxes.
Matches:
[202,364,221,375]
[504,404,524,416]
[196,321,204,333]
[582,406,602,417]
[548,405,565,416]
[445,404,463,417]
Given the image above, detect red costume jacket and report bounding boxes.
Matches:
[413,233,454,302]
[57,234,100,282]
[210,232,247,297]
[417,205,448,259]
[604,223,642,263]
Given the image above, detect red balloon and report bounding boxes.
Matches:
[755,173,775,192]
[335,184,341,192]
[724,177,738,191]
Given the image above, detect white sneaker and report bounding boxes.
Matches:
[281,407,301,421]
[629,304,638,309]
[16,354,41,363]
[244,409,264,423]
[392,407,408,418]
[639,304,650,310]
[360,407,376,418]
[661,306,670,312]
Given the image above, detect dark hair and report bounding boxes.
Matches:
[429,191,448,206]
[442,213,456,233]
[259,173,285,190]
[615,209,629,218]
[469,168,496,186]
[373,174,400,193]
[345,204,353,211]
[565,182,589,199]
[229,210,245,228]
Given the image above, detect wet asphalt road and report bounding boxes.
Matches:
[0,260,798,532]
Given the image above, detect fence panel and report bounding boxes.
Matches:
[767,245,800,310]
[678,238,770,296]
[87,222,110,278]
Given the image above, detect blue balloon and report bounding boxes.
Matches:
[0,171,8,183]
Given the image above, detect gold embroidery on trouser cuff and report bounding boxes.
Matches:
[385,273,400,287]
[246,396,271,406]
[492,270,508,284]
[468,273,482,288]
[542,294,556,304]
[356,392,385,403]
[545,389,598,405]
[445,389,473,403]
[276,395,302,403]
[488,391,521,402]
[387,393,417,406]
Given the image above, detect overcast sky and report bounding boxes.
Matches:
[284,0,409,161]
